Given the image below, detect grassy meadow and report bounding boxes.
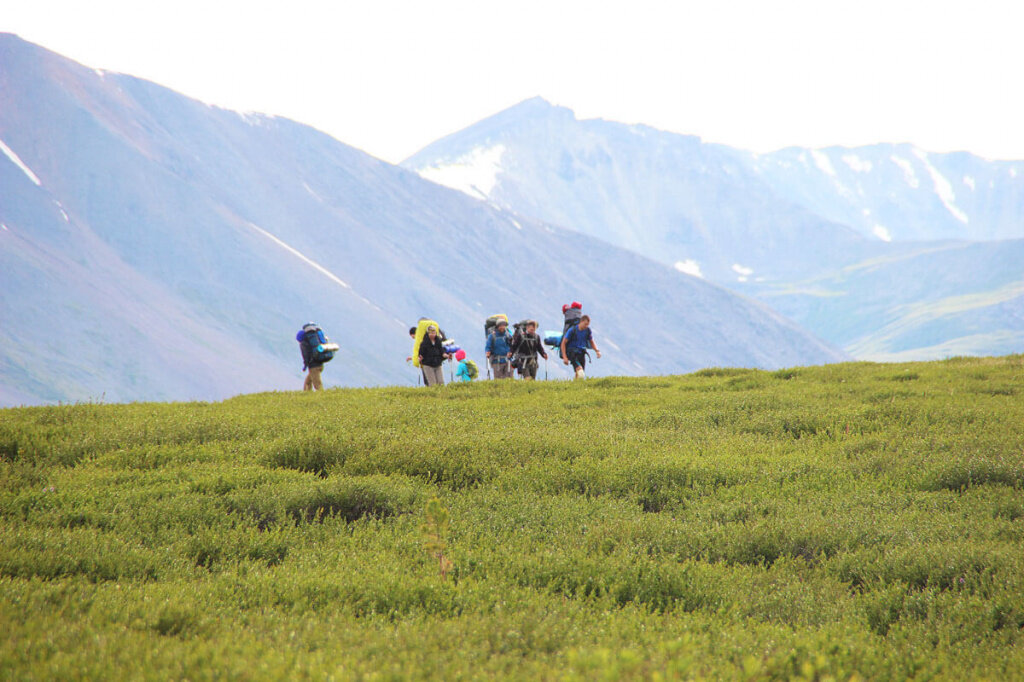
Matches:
[2,356,1023,680]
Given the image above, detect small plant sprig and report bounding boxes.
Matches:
[422,497,454,581]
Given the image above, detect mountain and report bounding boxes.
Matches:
[737,239,1024,362]
[403,98,1024,360]
[404,97,880,285]
[0,36,847,406]
[751,145,1024,243]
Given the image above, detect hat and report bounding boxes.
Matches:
[496,319,507,327]
[455,349,466,361]
[426,325,437,332]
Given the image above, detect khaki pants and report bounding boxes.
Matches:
[521,357,539,380]
[303,366,323,391]
[491,362,513,379]
[422,364,445,386]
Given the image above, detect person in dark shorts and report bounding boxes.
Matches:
[559,314,601,380]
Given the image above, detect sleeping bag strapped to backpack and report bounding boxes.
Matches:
[299,323,338,365]
[543,330,564,347]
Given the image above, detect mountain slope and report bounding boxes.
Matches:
[739,239,1024,361]
[0,35,846,406]
[751,145,1024,242]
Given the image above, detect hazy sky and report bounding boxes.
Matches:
[4,0,1022,163]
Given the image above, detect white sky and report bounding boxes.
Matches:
[4,0,1023,163]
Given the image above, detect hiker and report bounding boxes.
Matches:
[510,319,548,381]
[297,322,337,391]
[485,318,514,379]
[407,322,447,362]
[454,349,478,382]
[560,314,601,379]
[417,324,451,386]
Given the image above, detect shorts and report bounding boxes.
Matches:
[567,350,587,370]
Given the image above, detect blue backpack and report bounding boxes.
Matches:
[298,323,337,364]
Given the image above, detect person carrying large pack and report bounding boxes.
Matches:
[560,314,601,380]
[484,314,514,379]
[296,322,338,391]
[549,301,583,359]
[510,319,548,381]
[417,323,452,386]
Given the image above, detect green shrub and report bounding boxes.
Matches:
[2,356,1023,679]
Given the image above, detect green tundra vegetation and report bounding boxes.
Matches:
[1,356,1023,680]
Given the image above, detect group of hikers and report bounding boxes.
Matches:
[297,302,601,390]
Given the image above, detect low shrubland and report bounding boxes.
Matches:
[1,356,1022,679]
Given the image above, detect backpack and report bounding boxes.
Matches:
[418,317,448,343]
[484,313,508,339]
[300,323,338,364]
[464,359,479,379]
[557,302,583,358]
[513,330,542,362]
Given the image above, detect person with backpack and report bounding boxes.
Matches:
[485,319,514,379]
[297,322,337,391]
[560,314,601,380]
[454,349,478,382]
[417,324,452,386]
[510,320,548,381]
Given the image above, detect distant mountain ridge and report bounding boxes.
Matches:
[751,144,1024,242]
[405,97,879,285]
[403,97,1024,360]
[0,36,846,406]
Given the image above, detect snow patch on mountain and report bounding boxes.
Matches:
[963,176,976,191]
[674,259,703,278]
[243,221,351,290]
[0,137,42,186]
[302,182,322,202]
[417,144,506,200]
[890,155,920,188]
[843,154,873,173]
[913,148,969,224]
[811,149,836,177]
[238,111,275,127]
[54,200,69,222]
[873,224,893,241]
[733,263,754,282]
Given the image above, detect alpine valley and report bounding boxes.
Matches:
[0,35,846,406]
[404,97,1024,362]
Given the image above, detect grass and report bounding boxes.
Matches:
[1,355,1023,680]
